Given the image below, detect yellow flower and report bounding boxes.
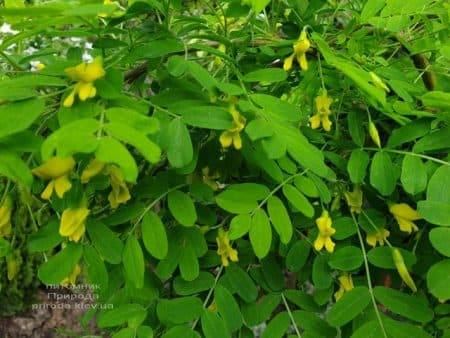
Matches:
[99,0,121,18]
[61,264,81,286]
[81,158,106,183]
[313,210,336,253]
[63,57,105,107]
[344,186,363,214]
[334,274,354,301]
[370,72,390,92]
[0,197,13,237]
[389,203,421,234]
[32,157,75,200]
[369,122,381,148]
[214,44,226,66]
[60,207,90,242]
[216,229,238,266]
[392,248,417,292]
[219,105,246,150]
[106,165,131,209]
[310,91,333,131]
[283,30,311,71]
[366,228,390,247]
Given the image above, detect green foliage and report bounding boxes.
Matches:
[0,0,449,337]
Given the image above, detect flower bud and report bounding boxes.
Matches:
[368,122,381,148]
[392,248,417,292]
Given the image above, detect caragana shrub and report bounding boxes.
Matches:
[0,0,449,337]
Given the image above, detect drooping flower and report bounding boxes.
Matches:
[219,105,246,150]
[366,228,390,247]
[314,210,336,253]
[392,248,417,292]
[106,165,131,209]
[389,203,421,234]
[60,207,90,242]
[32,157,75,200]
[80,158,106,183]
[344,186,363,214]
[63,57,105,107]
[61,264,82,286]
[283,30,311,71]
[370,72,390,92]
[334,274,354,301]
[0,197,13,237]
[369,122,381,148]
[216,229,238,266]
[310,91,333,132]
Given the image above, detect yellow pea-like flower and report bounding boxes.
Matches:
[310,91,333,132]
[392,248,417,292]
[219,104,246,150]
[283,30,311,71]
[60,207,90,242]
[389,203,421,234]
[32,157,76,200]
[0,196,13,237]
[61,264,82,286]
[366,228,390,247]
[106,165,131,209]
[81,158,106,183]
[334,274,354,301]
[344,186,363,214]
[63,57,105,107]
[313,210,336,253]
[216,229,238,266]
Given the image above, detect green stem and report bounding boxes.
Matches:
[281,293,302,338]
[351,213,388,338]
[364,148,450,167]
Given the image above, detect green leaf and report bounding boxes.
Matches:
[201,311,229,338]
[178,241,199,281]
[130,38,184,60]
[421,91,450,110]
[0,238,11,257]
[418,201,450,226]
[401,155,427,195]
[286,240,310,272]
[294,176,319,198]
[156,297,204,324]
[333,217,357,240]
[427,259,450,302]
[326,287,371,327]
[28,219,62,252]
[167,119,193,168]
[245,119,274,141]
[225,265,258,303]
[261,312,290,338]
[105,107,159,135]
[168,190,197,226]
[176,106,232,130]
[348,149,370,184]
[267,196,293,244]
[328,246,364,271]
[370,151,397,196]
[0,99,45,138]
[250,209,272,259]
[429,227,450,257]
[347,111,366,147]
[229,214,252,240]
[214,285,243,332]
[241,294,281,326]
[123,235,145,289]
[86,220,123,264]
[367,246,416,269]
[373,286,433,323]
[161,326,200,338]
[84,245,108,299]
[383,317,433,338]
[98,304,146,328]
[292,310,336,337]
[141,211,168,259]
[361,0,385,21]
[38,243,83,285]
[216,183,269,214]
[282,184,314,218]
[173,272,214,296]
[250,93,302,122]
[413,127,450,153]
[0,149,33,188]
[104,122,161,164]
[95,137,138,182]
[243,68,287,83]
[312,255,332,289]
